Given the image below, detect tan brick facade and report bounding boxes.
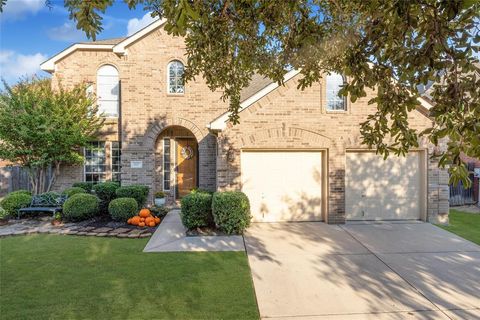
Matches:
[46,22,449,224]
[216,76,449,224]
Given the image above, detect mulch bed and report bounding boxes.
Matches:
[0,209,170,239]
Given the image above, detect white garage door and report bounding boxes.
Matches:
[345,151,423,220]
[241,151,323,222]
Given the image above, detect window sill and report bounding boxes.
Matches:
[101,117,119,124]
[166,93,185,97]
[325,110,348,114]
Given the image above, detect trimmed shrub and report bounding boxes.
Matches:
[92,182,120,214]
[190,188,213,195]
[63,193,99,221]
[108,197,138,221]
[212,192,251,235]
[0,207,9,220]
[180,192,213,229]
[1,192,32,216]
[62,187,86,197]
[115,185,150,207]
[72,182,94,193]
[9,189,32,196]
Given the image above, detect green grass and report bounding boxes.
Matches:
[0,235,259,320]
[438,209,480,245]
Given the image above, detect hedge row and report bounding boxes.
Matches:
[0,182,150,222]
[180,190,251,235]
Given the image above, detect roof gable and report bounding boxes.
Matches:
[40,19,167,73]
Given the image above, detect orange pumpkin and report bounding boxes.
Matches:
[138,222,145,227]
[145,216,154,225]
[148,221,156,227]
[127,218,132,224]
[130,216,141,225]
[154,217,161,224]
[139,208,151,218]
[140,217,145,222]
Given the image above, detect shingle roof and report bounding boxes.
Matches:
[240,74,274,102]
[78,37,127,45]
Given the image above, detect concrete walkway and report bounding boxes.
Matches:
[143,210,244,252]
[244,221,480,320]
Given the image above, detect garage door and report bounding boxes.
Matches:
[345,151,423,220]
[241,151,323,222]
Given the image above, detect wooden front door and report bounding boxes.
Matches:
[176,138,198,198]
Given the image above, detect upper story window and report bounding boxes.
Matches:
[326,72,346,111]
[167,60,185,94]
[97,65,119,117]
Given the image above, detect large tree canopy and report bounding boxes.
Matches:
[2,0,479,184]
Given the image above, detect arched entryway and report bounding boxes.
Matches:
[154,126,199,203]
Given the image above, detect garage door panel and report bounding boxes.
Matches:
[241,151,323,222]
[346,151,422,220]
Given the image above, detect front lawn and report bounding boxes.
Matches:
[0,235,259,320]
[439,209,480,245]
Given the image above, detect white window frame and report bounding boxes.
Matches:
[84,141,107,183]
[97,64,120,117]
[111,141,121,183]
[163,138,171,191]
[167,60,185,95]
[326,72,347,112]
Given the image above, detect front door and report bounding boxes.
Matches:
[176,138,198,198]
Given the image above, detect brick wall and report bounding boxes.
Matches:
[217,76,449,224]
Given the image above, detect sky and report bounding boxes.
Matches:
[0,0,158,86]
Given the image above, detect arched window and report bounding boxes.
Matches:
[167,60,185,94]
[97,65,119,117]
[326,72,346,111]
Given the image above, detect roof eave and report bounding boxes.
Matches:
[112,18,167,55]
[39,44,115,72]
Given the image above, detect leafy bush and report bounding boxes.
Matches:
[116,185,150,207]
[62,193,99,221]
[0,207,9,220]
[180,192,213,229]
[108,197,138,221]
[212,192,251,235]
[72,182,94,193]
[155,191,165,198]
[62,187,86,197]
[190,188,213,195]
[150,206,169,218]
[9,189,32,196]
[92,182,120,214]
[0,192,32,216]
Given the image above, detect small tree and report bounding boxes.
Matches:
[0,78,103,194]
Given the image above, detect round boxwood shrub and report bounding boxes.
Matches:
[180,192,213,229]
[0,192,32,216]
[62,187,86,197]
[212,192,252,235]
[63,193,99,221]
[115,185,150,207]
[72,182,94,193]
[92,182,120,214]
[108,197,138,221]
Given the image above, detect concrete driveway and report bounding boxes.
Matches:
[244,221,480,319]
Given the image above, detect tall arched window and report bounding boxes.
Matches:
[326,72,346,111]
[167,60,185,94]
[97,65,119,117]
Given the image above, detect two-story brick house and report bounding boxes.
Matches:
[40,19,449,224]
